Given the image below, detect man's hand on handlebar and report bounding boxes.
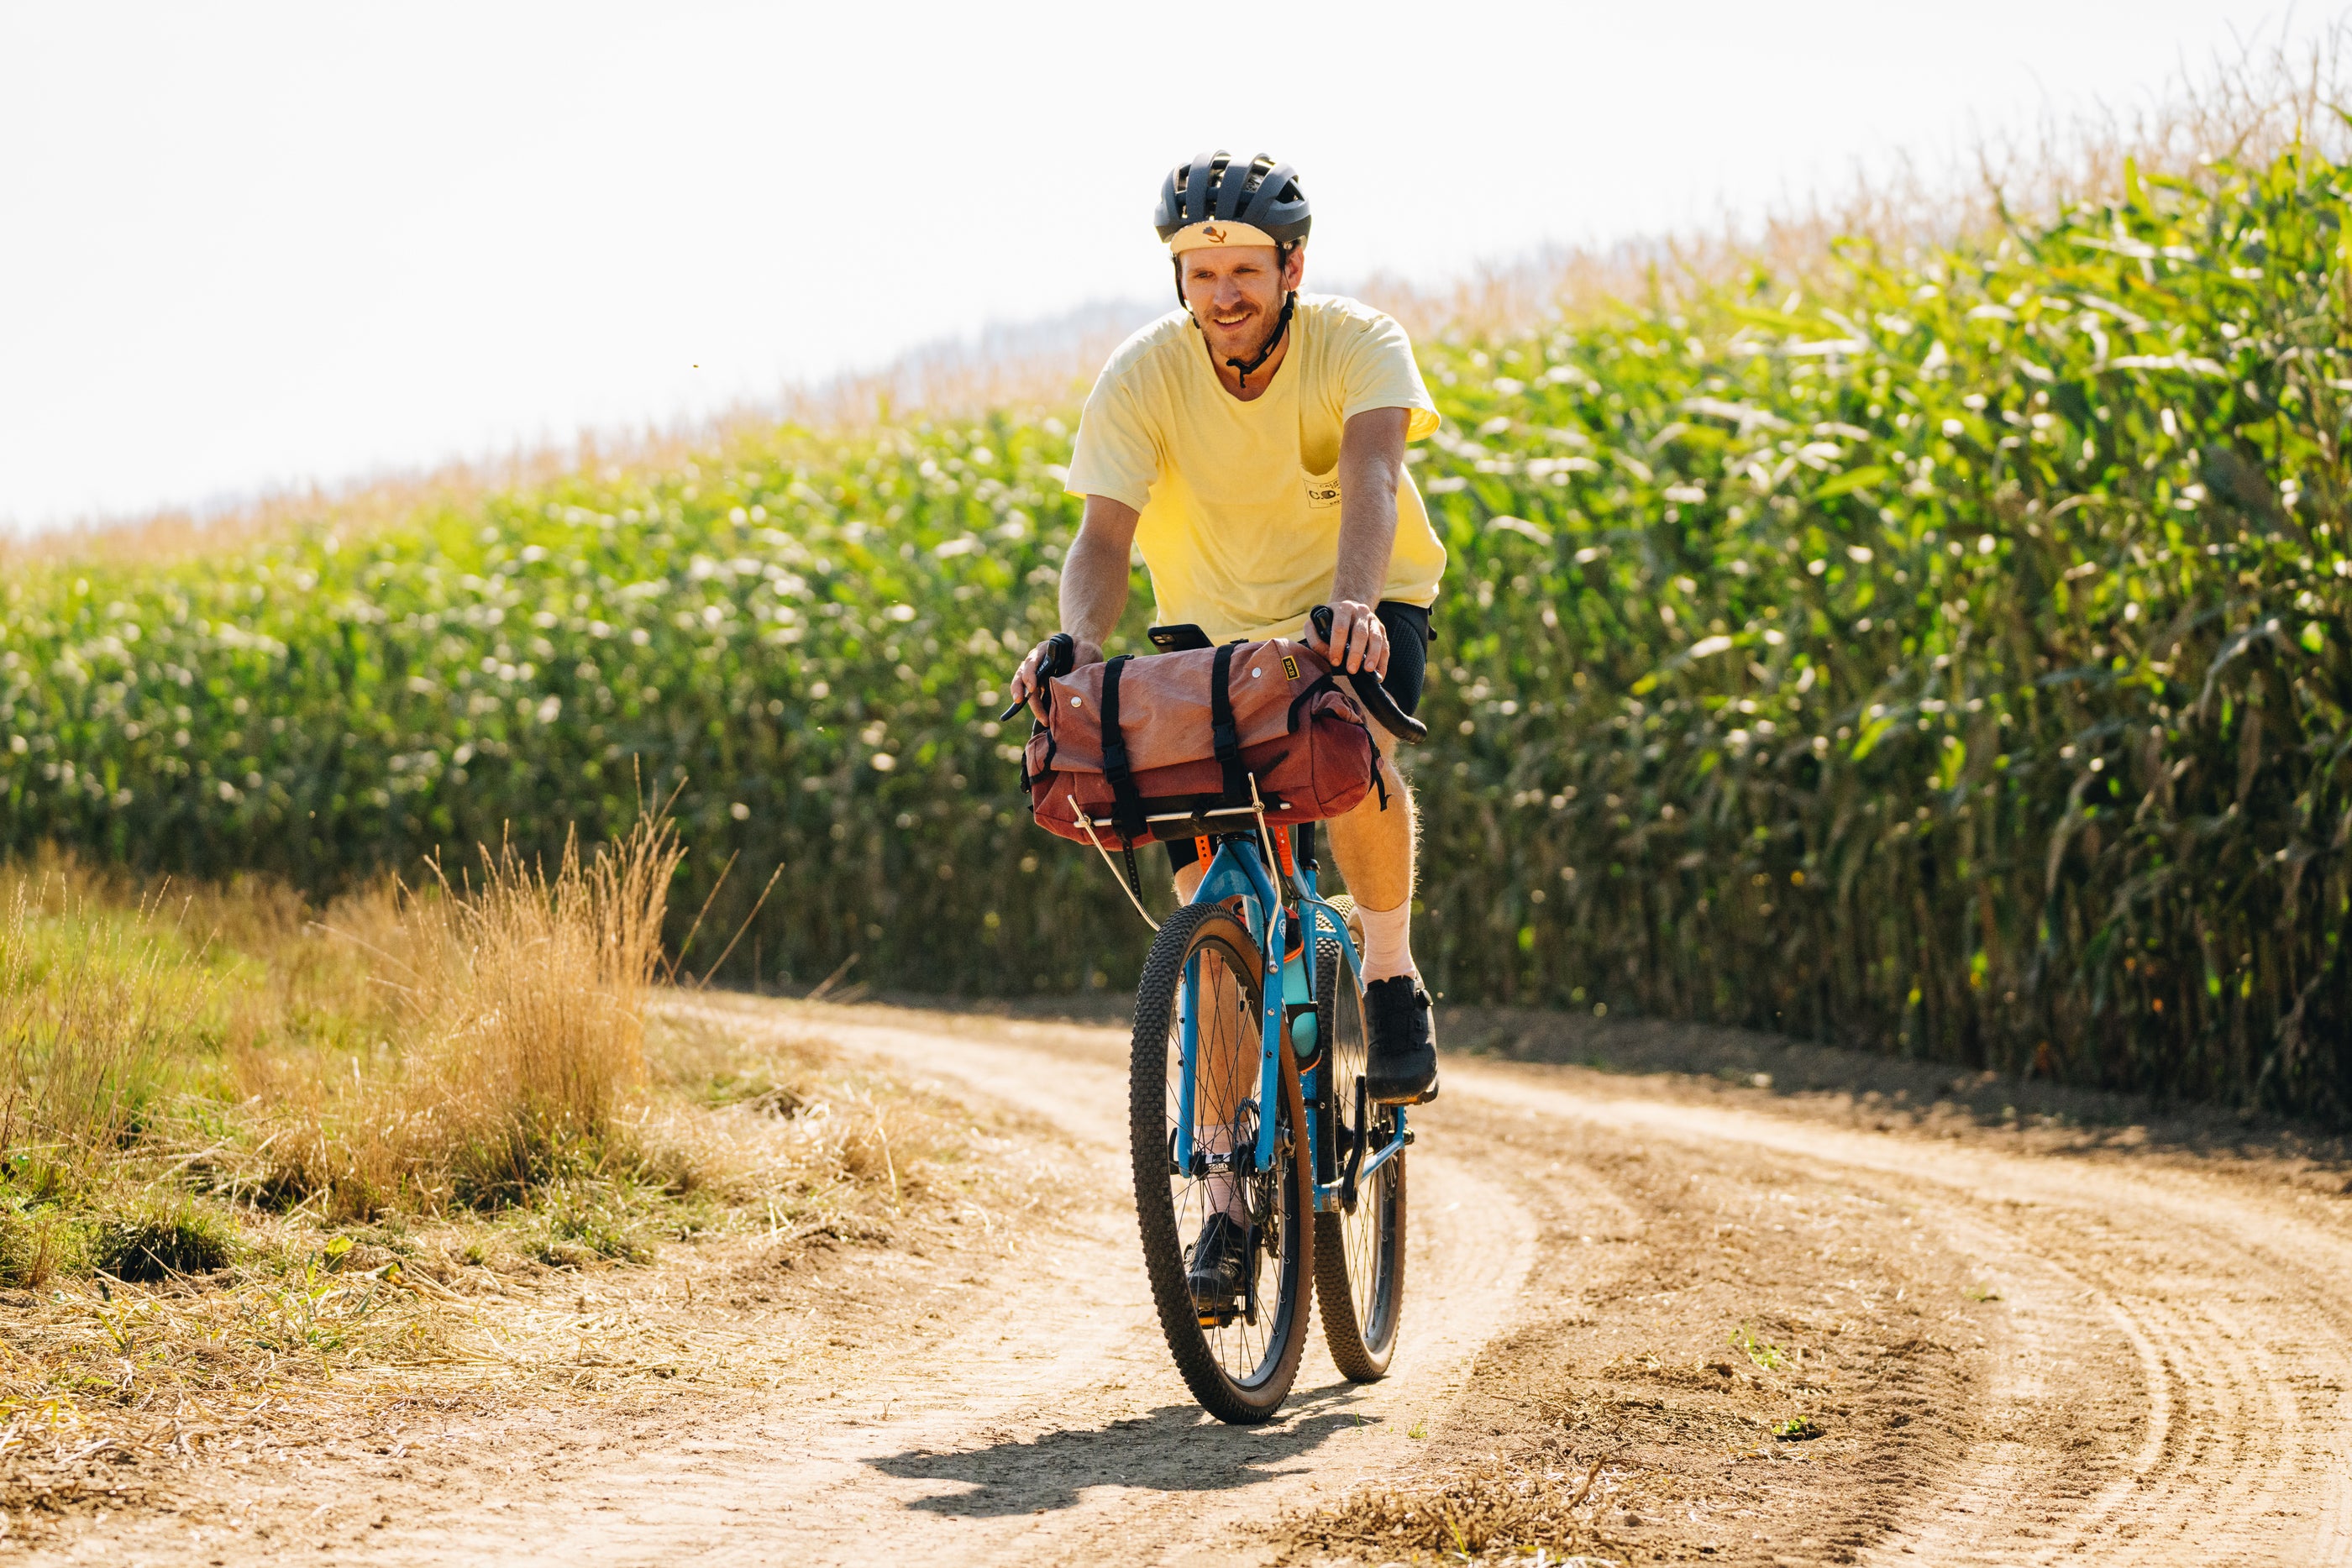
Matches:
[1310,599,1389,678]
[1006,633,1093,721]
[1308,605,1428,744]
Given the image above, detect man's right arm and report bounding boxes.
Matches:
[1008,494,1140,716]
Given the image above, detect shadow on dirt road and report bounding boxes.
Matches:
[869,1384,1378,1518]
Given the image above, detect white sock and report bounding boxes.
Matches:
[1357,896,1416,984]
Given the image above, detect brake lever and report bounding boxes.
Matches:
[1307,606,1429,744]
[998,632,1077,722]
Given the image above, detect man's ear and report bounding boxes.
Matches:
[1284,244,1307,291]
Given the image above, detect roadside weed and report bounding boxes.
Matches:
[1730,1324,1790,1372]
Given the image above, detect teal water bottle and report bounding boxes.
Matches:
[1284,932,1317,1056]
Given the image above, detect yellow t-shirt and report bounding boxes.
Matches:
[1063,294,1446,645]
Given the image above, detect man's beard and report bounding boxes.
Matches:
[1210,302,1278,359]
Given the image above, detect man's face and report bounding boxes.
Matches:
[1180,243,1306,362]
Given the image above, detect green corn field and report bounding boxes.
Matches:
[6,141,2351,1114]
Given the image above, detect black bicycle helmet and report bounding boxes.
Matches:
[1153,151,1312,388]
[1153,150,1312,254]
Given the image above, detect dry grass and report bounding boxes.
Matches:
[0,840,1016,1528]
[1284,1439,1635,1565]
[0,1009,1000,1524]
[403,816,685,1207]
[176,815,685,1224]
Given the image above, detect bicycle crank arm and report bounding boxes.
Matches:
[1340,1074,1368,1212]
[1242,1219,1260,1327]
[1352,1124,1409,1188]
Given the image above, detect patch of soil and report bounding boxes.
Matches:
[1284,1085,1994,1565]
[29,998,2352,1565]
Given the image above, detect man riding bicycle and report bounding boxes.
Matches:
[1008,150,1445,1148]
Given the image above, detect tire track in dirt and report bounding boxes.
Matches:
[746,1010,1544,1566]
[286,1001,1538,1568]
[42,1003,2352,1565]
[1443,1067,2352,1565]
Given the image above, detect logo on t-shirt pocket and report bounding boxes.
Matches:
[1304,469,1341,510]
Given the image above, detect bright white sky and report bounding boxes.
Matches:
[0,1,2322,529]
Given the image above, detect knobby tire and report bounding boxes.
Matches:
[1310,895,1407,1382]
[1130,901,1315,1425]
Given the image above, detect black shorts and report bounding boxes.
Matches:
[1164,600,1432,877]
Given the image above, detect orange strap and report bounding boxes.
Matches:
[1273,829,1295,878]
[1194,834,1212,868]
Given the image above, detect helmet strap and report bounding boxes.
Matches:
[1224,288,1295,393]
[1173,242,1299,392]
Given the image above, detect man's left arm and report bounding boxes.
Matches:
[1321,406,1410,675]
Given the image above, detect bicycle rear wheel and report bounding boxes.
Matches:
[1131,901,1315,1425]
[1312,896,1406,1382]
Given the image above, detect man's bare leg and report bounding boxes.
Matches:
[1172,733,1424,1206]
[1170,734,1415,923]
[1326,732,1416,974]
[1327,733,1436,1101]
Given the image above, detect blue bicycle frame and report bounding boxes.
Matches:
[1172,829,1409,1211]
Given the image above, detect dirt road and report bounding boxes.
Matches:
[44,998,2352,1565]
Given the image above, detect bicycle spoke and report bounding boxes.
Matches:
[1313,915,1404,1381]
[1132,898,1314,1423]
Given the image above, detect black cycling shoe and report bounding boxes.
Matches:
[1364,974,1439,1104]
[1186,1212,1252,1314]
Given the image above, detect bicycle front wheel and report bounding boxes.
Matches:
[1130,901,1315,1425]
[1312,896,1406,1382]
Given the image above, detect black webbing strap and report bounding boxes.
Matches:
[1284,669,1340,733]
[1225,291,1294,392]
[1209,642,1247,804]
[1099,655,1147,842]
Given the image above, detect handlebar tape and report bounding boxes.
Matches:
[1307,606,1428,744]
[1000,632,1077,722]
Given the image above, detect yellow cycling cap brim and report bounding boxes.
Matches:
[1167,220,1284,255]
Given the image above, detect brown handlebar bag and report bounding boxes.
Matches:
[1021,637,1382,847]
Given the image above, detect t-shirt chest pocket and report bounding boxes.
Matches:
[1303,468,1341,511]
